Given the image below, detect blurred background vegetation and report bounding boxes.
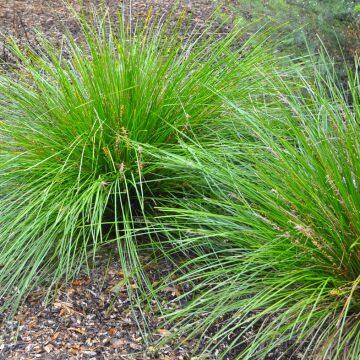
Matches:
[227,0,360,77]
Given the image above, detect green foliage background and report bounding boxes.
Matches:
[231,0,359,72]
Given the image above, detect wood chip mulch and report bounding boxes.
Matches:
[0,255,203,360]
[0,0,237,65]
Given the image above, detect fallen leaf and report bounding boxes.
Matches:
[164,287,181,296]
[129,342,142,350]
[157,329,171,337]
[72,277,90,286]
[52,332,60,341]
[68,327,87,335]
[43,344,54,353]
[111,338,127,348]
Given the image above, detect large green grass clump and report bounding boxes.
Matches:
[157,60,360,359]
[0,11,278,311]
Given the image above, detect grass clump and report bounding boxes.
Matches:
[0,8,279,312]
[156,59,360,359]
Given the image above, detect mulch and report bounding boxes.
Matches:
[0,0,237,64]
[0,254,205,360]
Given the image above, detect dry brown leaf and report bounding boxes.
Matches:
[157,329,171,337]
[111,338,127,348]
[164,287,181,296]
[43,343,54,353]
[28,319,38,329]
[68,327,87,335]
[72,277,90,286]
[52,332,60,341]
[129,342,142,350]
[54,301,84,317]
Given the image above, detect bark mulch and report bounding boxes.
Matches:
[0,255,206,360]
[0,0,237,64]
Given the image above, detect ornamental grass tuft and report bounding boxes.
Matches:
[0,9,279,312]
[157,58,360,359]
